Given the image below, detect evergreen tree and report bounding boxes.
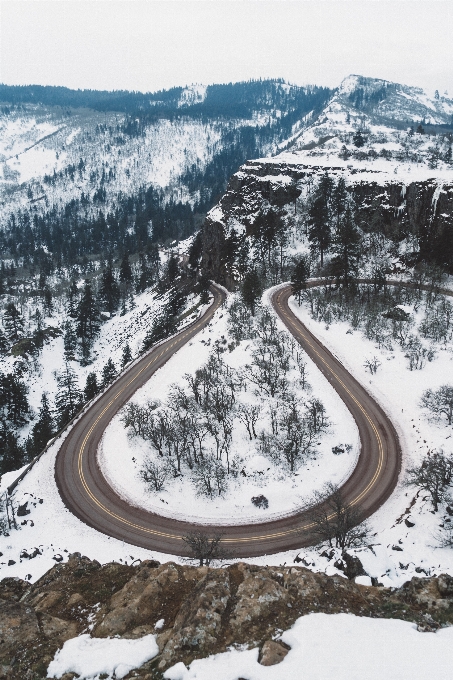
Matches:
[332,177,348,226]
[166,252,179,283]
[308,194,330,267]
[119,252,133,287]
[76,280,100,362]
[241,269,262,316]
[63,321,77,361]
[292,256,310,303]
[330,207,361,287]
[121,343,133,368]
[26,392,54,457]
[102,358,117,387]
[67,279,79,318]
[353,130,365,147]
[43,286,53,315]
[198,273,211,305]
[100,260,120,314]
[188,232,203,270]
[84,372,99,401]
[3,303,24,342]
[0,328,9,356]
[0,421,25,474]
[0,373,30,425]
[55,363,82,428]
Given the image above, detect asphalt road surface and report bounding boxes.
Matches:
[55,282,402,558]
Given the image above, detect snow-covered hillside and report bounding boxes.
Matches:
[274,74,453,184]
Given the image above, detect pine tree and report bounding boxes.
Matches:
[0,373,30,425]
[27,392,54,456]
[292,256,311,303]
[119,253,133,287]
[76,280,100,363]
[198,273,211,305]
[330,207,361,287]
[3,303,24,342]
[63,321,77,361]
[241,269,262,316]
[308,194,330,267]
[353,130,365,147]
[84,372,99,401]
[55,363,82,428]
[166,252,179,283]
[43,286,53,315]
[121,343,133,368]
[102,358,117,387]
[0,329,9,356]
[332,177,348,226]
[0,421,25,474]
[67,279,79,318]
[100,260,120,314]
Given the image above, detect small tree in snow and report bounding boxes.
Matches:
[308,482,371,549]
[405,451,453,511]
[182,531,229,566]
[420,385,453,426]
[364,356,381,375]
[141,459,169,492]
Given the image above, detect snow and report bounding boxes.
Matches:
[286,284,453,585]
[99,292,359,525]
[47,632,158,680]
[164,613,453,680]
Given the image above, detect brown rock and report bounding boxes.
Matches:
[158,569,230,669]
[0,578,29,603]
[258,640,290,666]
[0,599,40,661]
[30,589,62,612]
[40,613,78,642]
[67,592,84,608]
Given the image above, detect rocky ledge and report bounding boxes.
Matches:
[1,553,453,679]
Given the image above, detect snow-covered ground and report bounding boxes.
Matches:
[45,613,453,680]
[99,291,359,525]
[283,285,453,586]
[2,282,453,587]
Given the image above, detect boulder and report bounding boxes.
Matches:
[258,640,290,666]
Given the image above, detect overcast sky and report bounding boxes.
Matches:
[0,0,452,96]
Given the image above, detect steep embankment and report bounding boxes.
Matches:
[1,553,453,678]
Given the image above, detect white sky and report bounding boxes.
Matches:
[0,0,452,96]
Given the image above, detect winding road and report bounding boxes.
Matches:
[55,282,402,558]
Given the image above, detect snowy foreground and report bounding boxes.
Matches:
[47,613,453,680]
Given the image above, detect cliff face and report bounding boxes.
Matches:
[1,553,453,679]
[201,159,453,287]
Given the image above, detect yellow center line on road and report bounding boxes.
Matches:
[76,292,224,542]
[73,286,386,547]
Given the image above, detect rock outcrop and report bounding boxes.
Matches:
[1,554,453,679]
[201,158,453,286]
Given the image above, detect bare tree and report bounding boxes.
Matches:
[420,385,453,426]
[308,482,370,549]
[182,531,229,566]
[237,403,260,440]
[405,451,453,511]
[140,459,169,492]
[191,458,228,498]
[364,356,381,375]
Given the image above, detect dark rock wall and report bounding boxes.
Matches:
[202,160,453,286]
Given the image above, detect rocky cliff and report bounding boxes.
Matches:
[202,158,453,287]
[1,553,453,679]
